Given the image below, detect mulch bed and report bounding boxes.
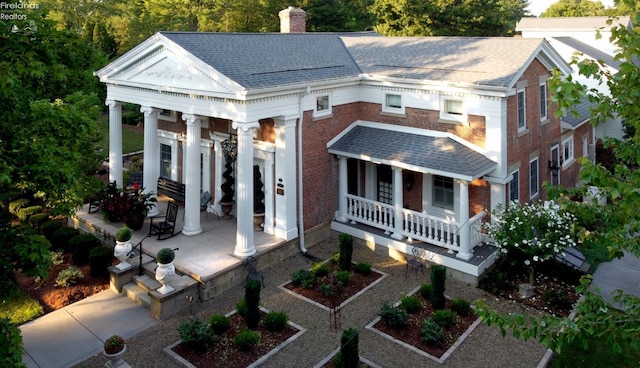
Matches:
[171,312,299,368]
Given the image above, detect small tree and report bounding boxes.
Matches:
[430,265,446,310]
[485,200,577,286]
[339,327,359,368]
[338,233,353,271]
[244,278,261,329]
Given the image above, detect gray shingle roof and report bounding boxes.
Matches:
[327,124,496,180]
[340,36,547,87]
[562,98,594,129]
[553,37,620,70]
[160,32,361,90]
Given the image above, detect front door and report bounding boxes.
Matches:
[550,144,560,185]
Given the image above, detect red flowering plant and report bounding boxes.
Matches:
[99,181,157,229]
[104,335,125,354]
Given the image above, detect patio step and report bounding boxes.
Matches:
[132,274,161,291]
[122,283,151,308]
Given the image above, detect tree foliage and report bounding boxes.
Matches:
[542,0,608,17]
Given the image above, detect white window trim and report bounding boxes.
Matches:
[159,109,177,122]
[562,136,575,168]
[314,94,332,118]
[422,173,457,219]
[517,89,526,131]
[582,135,589,157]
[439,96,466,123]
[539,82,547,121]
[529,157,539,199]
[509,169,520,202]
[158,131,179,181]
[382,92,404,114]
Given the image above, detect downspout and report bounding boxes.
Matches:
[297,86,311,253]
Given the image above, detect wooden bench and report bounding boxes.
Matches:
[157,178,185,203]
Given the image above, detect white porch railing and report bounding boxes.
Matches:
[344,194,485,254]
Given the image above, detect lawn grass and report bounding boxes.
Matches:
[549,335,640,368]
[96,112,145,154]
[0,291,43,325]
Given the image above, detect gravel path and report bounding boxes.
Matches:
[74,238,548,368]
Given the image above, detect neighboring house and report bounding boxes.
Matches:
[517,16,632,141]
[95,7,584,280]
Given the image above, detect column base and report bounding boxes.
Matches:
[181,227,203,237]
[456,251,473,260]
[234,247,256,258]
[391,233,404,241]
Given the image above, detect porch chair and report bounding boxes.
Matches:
[243,256,265,288]
[406,246,426,279]
[200,191,220,220]
[149,200,180,240]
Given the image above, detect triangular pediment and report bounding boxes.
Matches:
[96,34,243,97]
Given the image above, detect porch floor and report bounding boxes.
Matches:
[73,195,286,284]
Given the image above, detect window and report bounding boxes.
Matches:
[440,98,465,122]
[562,136,574,166]
[159,109,176,122]
[509,170,519,202]
[433,175,454,209]
[517,89,526,130]
[530,158,539,198]
[383,93,404,113]
[582,136,589,157]
[377,165,393,204]
[314,95,331,117]
[539,83,547,121]
[160,143,172,178]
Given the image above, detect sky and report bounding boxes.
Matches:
[526,0,615,16]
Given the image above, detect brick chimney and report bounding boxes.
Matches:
[279,6,306,33]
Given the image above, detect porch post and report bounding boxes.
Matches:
[181,114,203,236]
[457,179,472,260]
[273,117,298,240]
[391,166,404,240]
[337,156,348,222]
[262,152,276,235]
[106,100,123,187]
[141,106,159,217]
[232,121,261,257]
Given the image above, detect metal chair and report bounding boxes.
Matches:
[149,201,179,240]
[243,256,265,287]
[406,246,426,279]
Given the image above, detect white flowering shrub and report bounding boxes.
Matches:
[485,200,577,285]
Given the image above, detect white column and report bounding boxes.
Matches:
[262,152,276,235]
[273,117,298,240]
[106,100,123,187]
[391,167,404,240]
[232,121,260,257]
[457,179,472,260]
[336,156,348,222]
[141,106,160,216]
[181,114,203,236]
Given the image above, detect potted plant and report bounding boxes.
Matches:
[103,334,126,367]
[219,135,237,218]
[253,165,265,230]
[155,248,176,294]
[123,181,157,230]
[114,226,133,270]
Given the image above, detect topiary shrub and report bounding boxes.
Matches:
[40,220,62,240]
[245,278,262,329]
[178,317,216,353]
[51,226,79,252]
[379,303,408,329]
[336,270,351,287]
[291,269,316,289]
[430,265,446,310]
[354,262,372,275]
[421,318,445,346]
[89,246,113,277]
[69,233,99,265]
[115,226,132,242]
[338,233,353,271]
[450,298,472,316]
[55,266,84,287]
[235,329,260,351]
[156,248,175,264]
[419,283,433,301]
[310,261,329,277]
[0,318,24,367]
[399,295,422,314]
[262,311,288,332]
[208,314,231,335]
[431,309,457,330]
[340,328,359,368]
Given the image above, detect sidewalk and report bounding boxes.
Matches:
[20,290,158,368]
[591,250,640,308]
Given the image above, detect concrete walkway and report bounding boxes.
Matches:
[20,290,157,368]
[591,250,640,308]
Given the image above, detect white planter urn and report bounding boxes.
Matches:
[114,241,132,270]
[155,262,175,294]
[103,344,126,367]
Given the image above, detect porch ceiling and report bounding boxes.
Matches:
[327,123,497,180]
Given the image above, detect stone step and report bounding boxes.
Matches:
[122,283,151,308]
[132,274,161,292]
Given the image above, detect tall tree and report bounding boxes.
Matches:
[370,0,528,36]
[303,0,375,32]
[477,0,640,354]
[542,0,607,17]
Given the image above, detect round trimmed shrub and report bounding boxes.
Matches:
[156,248,175,264]
[69,234,99,264]
[379,303,408,329]
[89,246,113,277]
[450,298,471,316]
[419,284,433,300]
[310,261,330,277]
[262,311,288,332]
[432,309,457,330]
[354,262,372,275]
[208,314,231,335]
[421,318,445,346]
[51,226,79,252]
[291,269,316,289]
[40,220,62,240]
[178,317,216,353]
[399,295,422,314]
[235,329,260,351]
[115,226,132,242]
[336,270,351,286]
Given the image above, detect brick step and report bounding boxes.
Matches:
[122,283,151,308]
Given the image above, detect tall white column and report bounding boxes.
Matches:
[457,179,472,260]
[181,114,203,236]
[273,117,298,240]
[141,106,160,216]
[262,152,276,235]
[232,121,260,257]
[391,167,404,240]
[106,100,123,187]
[336,156,348,222]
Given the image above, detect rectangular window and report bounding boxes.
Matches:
[160,143,172,178]
[315,95,331,117]
[509,170,519,202]
[159,109,176,122]
[582,136,589,157]
[377,165,393,204]
[383,93,403,113]
[517,89,526,130]
[433,175,454,209]
[562,136,574,166]
[530,158,539,198]
[539,83,547,121]
[440,98,465,122]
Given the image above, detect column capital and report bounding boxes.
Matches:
[182,113,204,125]
[455,178,470,185]
[232,121,260,132]
[140,106,159,116]
[105,99,122,108]
[274,116,298,127]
